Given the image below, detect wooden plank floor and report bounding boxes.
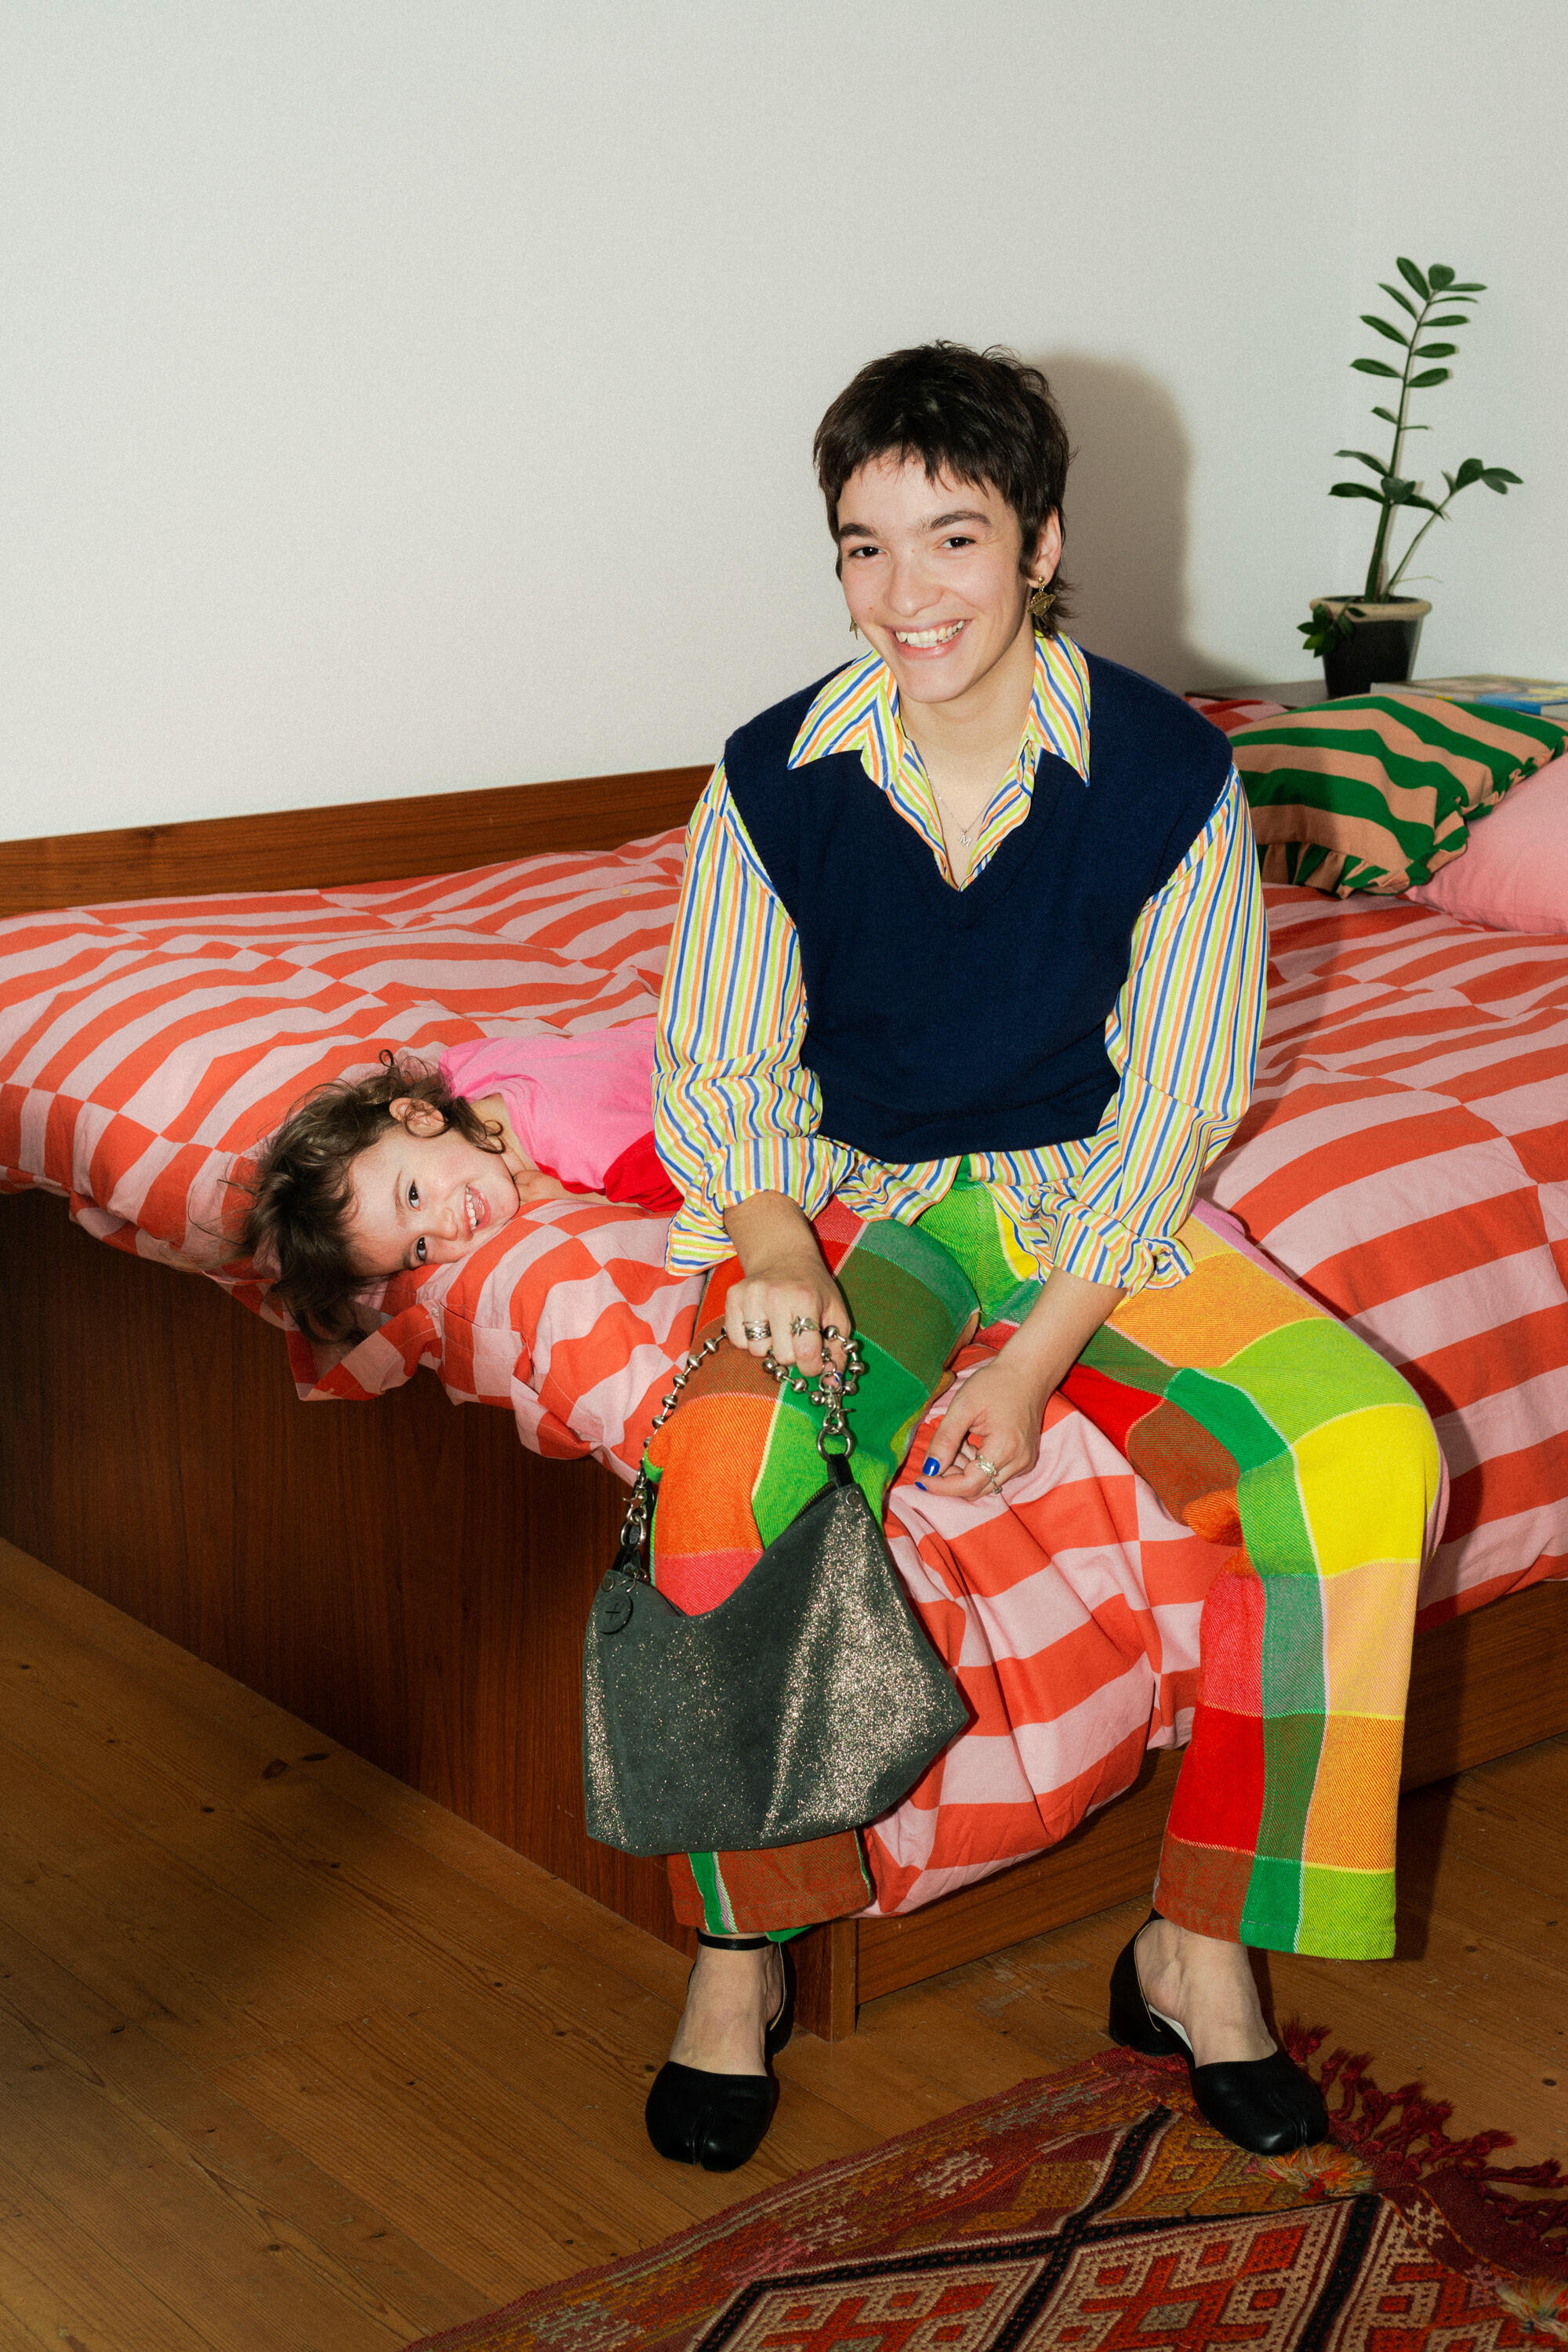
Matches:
[1,1535,1563,2352]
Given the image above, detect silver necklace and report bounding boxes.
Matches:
[931,785,977,848]
[930,784,984,881]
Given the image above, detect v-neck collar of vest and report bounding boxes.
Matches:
[788,637,1091,894]
[855,744,1078,922]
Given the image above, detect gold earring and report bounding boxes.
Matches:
[1029,577,1055,623]
[849,618,860,638]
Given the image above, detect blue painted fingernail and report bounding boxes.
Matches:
[921,1457,941,1477]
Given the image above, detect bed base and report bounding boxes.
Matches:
[5,772,1567,2040]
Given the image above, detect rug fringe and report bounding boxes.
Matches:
[1283,2018,1568,2249]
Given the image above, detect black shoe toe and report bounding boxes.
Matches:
[1191,2049,1330,2154]
[644,2062,777,2171]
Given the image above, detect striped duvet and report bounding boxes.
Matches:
[2,834,1563,1914]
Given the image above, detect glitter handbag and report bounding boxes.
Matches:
[582,1331,967,1857]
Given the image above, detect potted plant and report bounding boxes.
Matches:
[1299,258,1520,697]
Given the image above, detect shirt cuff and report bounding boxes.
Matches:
[1033,1192,1196,1295]
[662,1132,844,1275]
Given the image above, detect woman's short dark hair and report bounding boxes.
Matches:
[234,1051,503,1342]
[812,342,1073,625]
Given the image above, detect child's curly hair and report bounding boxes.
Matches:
[237,1051,504,1341]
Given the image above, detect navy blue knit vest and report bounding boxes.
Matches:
[723,651,1232,1163]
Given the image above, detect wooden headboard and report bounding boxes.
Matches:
[0,763,710,919]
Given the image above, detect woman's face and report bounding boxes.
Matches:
[346,1103,524,1276]
[836,456,1060,713]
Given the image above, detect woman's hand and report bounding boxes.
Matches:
[918,1263,1126,1501]
[722,1192,851,1376]
[918,1355,1054,1500]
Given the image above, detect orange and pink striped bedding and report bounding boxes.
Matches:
[0,833,706,1463]
[1,837,1563,1914]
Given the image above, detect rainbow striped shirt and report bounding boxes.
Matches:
[654,634,1266,1293]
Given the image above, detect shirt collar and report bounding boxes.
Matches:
[788,631,1091,787]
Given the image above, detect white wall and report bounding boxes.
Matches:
[1,0,1562,842]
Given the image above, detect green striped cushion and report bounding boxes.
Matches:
[1231,694,1567,895]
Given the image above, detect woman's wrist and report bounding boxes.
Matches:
[1002,1266,1124,1391]
[722,1189,820,1282]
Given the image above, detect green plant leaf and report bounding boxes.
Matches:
[1299,604,1358,655]
[1414,342,1457,359]
[1396,256,1431,297]
[1335,448,1390,474]
[1360,313,1410,345]
[1447,281,1486,292]
[1369,405,1427,430]
[1425,313,1472,327]
[1380,476,1419,504]
[1408,368,1452,388]
[1330,481,1385,501]
[1482,468,1522,490]
[1379,284,1419,319]
[1352,358,1401,378]
[1428,263,1456,289]
[1452,456,1486,488]
[1404,494,1443,514]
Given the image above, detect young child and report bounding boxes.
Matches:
[241,1015,678,1340]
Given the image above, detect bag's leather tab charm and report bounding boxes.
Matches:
[595,1578,636,1637]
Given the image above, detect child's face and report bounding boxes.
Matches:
[347,1105,529,1276]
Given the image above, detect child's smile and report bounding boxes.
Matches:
[347,1119,524,1276]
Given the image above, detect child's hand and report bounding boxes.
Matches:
[917,1356,1054,1500]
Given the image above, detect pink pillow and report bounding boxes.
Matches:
[1406,753,1568,933]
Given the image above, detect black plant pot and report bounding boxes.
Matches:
[1317,597,1431,699]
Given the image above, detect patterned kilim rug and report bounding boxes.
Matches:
[405,2034,1568,2351]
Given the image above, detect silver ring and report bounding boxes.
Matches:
[741,1318,771,1342]
[789,1314,819,1337]
[974,1454,1001,1487]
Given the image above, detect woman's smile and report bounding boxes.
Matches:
[893,619,969,653]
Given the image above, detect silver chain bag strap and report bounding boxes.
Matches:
[582,1328,967,1857]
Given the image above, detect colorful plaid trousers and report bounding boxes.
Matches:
[644,1180,1442,1959]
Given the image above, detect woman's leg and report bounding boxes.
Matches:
[1071,1210,1443,1967]
[641,1202,978,2071]
[916,1178,1441,2092]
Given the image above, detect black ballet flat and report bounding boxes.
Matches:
[1108,1911,1330,2156]
[645,1933,796,2172]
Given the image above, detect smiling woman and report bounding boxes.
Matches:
[633,340,1443,2180]
[823,347,1070,880]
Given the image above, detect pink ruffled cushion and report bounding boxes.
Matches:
[1406,753,1568,934]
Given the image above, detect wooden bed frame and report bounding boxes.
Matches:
[4,768,1567,2041]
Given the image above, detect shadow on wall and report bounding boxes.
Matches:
[1034,352,1232,695]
